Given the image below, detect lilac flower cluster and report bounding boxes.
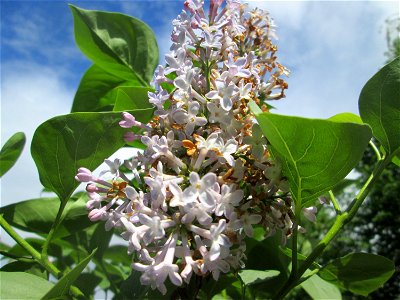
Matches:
[76,0,315,294]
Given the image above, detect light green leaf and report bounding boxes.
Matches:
[238,269,280,286]
[113,86,154,111]
[0,272,54,299]
[253,113,372,205]
[319,252,395,296]
[328,112,363,124]
[0,132,26,177]
[301,274,342,300]
[359,57,400,155]
[392,154,400,166]
[71,64,139,113]
[70,5,158,85]
[43,249,96,298]
[31,109,153,202]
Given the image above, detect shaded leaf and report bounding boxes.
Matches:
[359,57,400,155]
[43,249,97,298]
[0,132,26,177]
[319,252,395,296]
[0,261,47,279]
[31,109,153,201]
[252,112,372,205]
[71,64,138,113]
[70,5,158,84]
[0,272,53,299]
[0,196,93,238]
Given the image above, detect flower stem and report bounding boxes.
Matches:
[274,153,393,299]
[328,190,342,214]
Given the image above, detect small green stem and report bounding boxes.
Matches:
[328,190,342,214]
[274,154,393,299]
[42,200,68,260]
[0,214,85,298]
[369,140,382,161]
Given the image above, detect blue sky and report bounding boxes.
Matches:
[1,1,398,206]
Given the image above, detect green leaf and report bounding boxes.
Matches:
[0,196,93,238]
[0,261,47,279]
[120,271,149,300]
[238,269,280,286]
[301,274,342,300]
[70,5,158,85]
[113,86,154,111]
[359,57,400,155]
[31,109,153,201]
[319,252,395,296]
[71,64,138,113]
[0,272,54,299]
[392,154,400,166]
[252,113,372,205]
[328,112,363,124]
[43,249,97,298]
[0,132,26,177]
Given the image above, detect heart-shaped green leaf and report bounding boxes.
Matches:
[31,109,153,202]
[70,5,158,85]
[253,113,372,205]
[0,132,26,177]
[359,57,400,155]
[43,249,97,298]
[319,252,395,296]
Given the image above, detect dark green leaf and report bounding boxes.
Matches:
[319,252,395,296]
[113,86,153,111]
[0,272,53,299]
[301,274,342,300]
[0,196,93,238]
[252,112,372,205]
[0,132,26,177]
[359,57,400,155]
[74,273,102,296]
[31,109,153,201]
[120,271,149,300]
[238,269,280,286]
[70,5,158,84]
[0,261,47,279]
[71,64,138,113]
[43,249,97,298]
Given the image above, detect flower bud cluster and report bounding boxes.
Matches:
[75,0,311,294]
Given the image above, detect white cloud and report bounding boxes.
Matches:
[251,1,397,118]
[1,62,73,206]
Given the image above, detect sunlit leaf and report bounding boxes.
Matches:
[0,272,53,299]
[113,86,154,111]
[301,274,342,300]
[31,109,153,202]
[252,112,372,205]
[238,269,280,286]
[0,132,26,177]
[319,253,395,296]
[359,57,400,155]
[70,5,158,85]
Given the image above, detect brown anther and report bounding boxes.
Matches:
[182,139,197,156]
[222,168,234,180]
